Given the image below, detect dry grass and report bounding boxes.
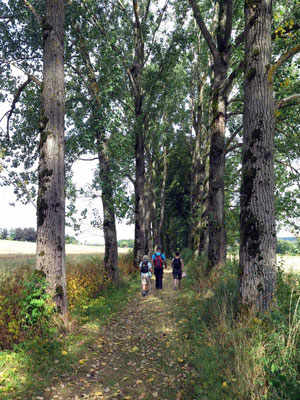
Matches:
[0,240,130,255]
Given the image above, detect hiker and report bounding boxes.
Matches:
[172,250,186,290]
[140,255,152,296]
[152,246,167,290]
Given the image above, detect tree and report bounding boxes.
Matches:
[35,0,68,318]
[239,0,276,312]
[189,0,235,270]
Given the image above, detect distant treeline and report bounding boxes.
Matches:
[277,239,299,256]
[0,228,78,244]
[117,239,134,248]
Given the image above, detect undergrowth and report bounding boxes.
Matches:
[0,252,138,399]
[177,257,299,400]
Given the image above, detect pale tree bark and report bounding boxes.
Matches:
[36,0,67,317]
[189,0,234,270]
[239,0,276,312]
[72,20,119,281]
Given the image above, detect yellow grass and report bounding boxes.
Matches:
[0,240,129,255]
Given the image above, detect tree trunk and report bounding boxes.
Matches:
[146,142,157,253]
[71,19,119,281]
[132,0,146,268]
[36,0,67,317]
[239,0,276,312]
[207,62,227,270]
[189,0,233,271]
[157,135,167,247]
[97,133,119,281]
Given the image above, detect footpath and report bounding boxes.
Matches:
[46,270,193,400]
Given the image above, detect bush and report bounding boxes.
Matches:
[0,270,55,348]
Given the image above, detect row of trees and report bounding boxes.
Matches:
[0,227,36,241]
[0,0,299,318]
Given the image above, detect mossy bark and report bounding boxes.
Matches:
[36,0,68,318]
[239,0,276,312]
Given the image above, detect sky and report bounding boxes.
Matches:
[0,159,135,244]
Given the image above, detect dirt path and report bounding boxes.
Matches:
[43,270,190,400]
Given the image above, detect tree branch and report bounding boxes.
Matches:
[272,23,300,40]
[276,94,300,109]
[226,110,242,120]
[188,0,219,63]
[221,59,245,96]
[268,44,300,82]
[225,142,242,155]
[275,159,300,177]
[22,0,42,26]
[225,125,243,150]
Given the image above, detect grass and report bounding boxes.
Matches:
[172,256,300,400]
[0,273,139,399]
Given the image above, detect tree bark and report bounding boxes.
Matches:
[132,0,146,268]
[96,134,119,281]
[156,130,167,247]
[36,0,67,317]
[72,20,119,281]
[239,0,276,312]
[190,0,233,270]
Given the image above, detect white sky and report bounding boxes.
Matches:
[0,159,135,244]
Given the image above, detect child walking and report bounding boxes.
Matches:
[140,255,152,296]
[172,250,186,290]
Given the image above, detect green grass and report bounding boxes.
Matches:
[173,258,300,400]
[0,256,139,399]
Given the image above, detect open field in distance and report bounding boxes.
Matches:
[0,240,129,256]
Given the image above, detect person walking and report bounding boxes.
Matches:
[172,250,186,290]
[140,255,152,296]
[152,246,167,290]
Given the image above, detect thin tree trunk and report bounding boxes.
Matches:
[157,131,167,247]
[36,0,67,317]
[72,21,119,280]
[239,0,276,312]
[146,142,156,252]
[96,133,119,281]
[189,0,233,270]
[132,0,145,267]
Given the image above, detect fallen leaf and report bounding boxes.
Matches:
[148,378,154,382]
[152,392,158,398]
[136,379,143,384]
[177,357,184,363]
[61,350,68,355]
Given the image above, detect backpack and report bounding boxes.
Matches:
[154,253,163,268]
[141,260,149,274]
[173,257,181,270]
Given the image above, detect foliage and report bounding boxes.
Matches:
[117,239,134,248]
[277,239,299,255]
[0,270,55,349]
[177,257,300,399]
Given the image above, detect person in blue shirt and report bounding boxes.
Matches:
[152,246,167,290]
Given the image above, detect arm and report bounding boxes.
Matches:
[181,259,186,272]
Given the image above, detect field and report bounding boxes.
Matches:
[0,240,299,275]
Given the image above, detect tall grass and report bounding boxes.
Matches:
[179,257,299,399]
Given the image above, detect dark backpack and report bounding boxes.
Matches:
[141,260,149,274]
[154,253,163,268]
[173,257,181,270]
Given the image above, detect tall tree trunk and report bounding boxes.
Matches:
[97,133,119,281]
[146,142,157,252]
[190,0,233,270]
[239,0,276,312]
[132,0,145,267]
[72,21,119,281]
[157,133,167,247]
[189,64,207,252]
[36,0,67,317]
[207,62,227,270]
